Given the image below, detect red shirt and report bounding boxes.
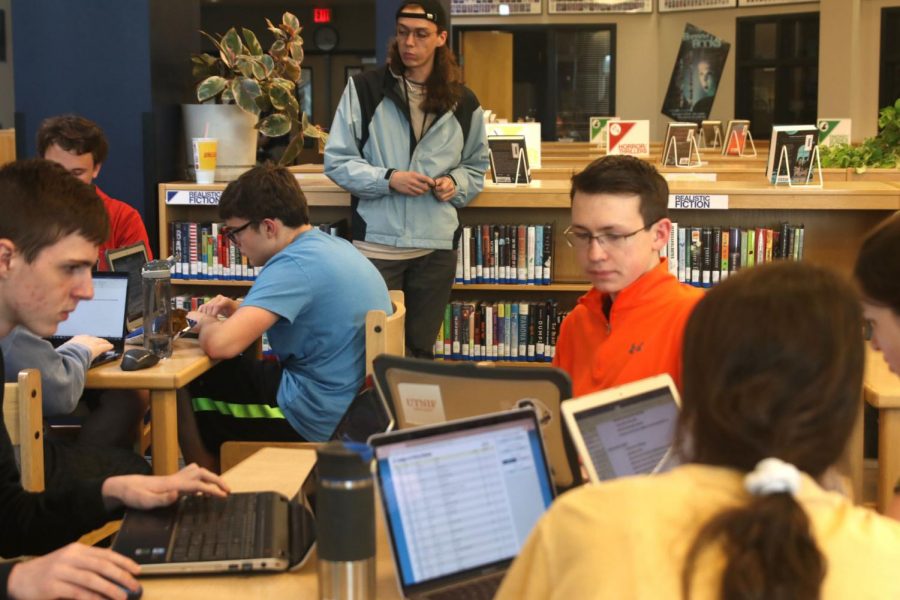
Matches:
[553,258,703,397]
[94,186,153,270]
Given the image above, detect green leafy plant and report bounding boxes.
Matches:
[191,12,327,166]
[819,99,900,171]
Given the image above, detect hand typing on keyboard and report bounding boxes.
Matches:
[66,334,113,359]
[100,463,231,511]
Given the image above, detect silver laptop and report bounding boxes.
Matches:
[106,242,149,332]
[370,408,556,600]
[561,374,681,483]
[47,272,129,367]
[372,354,579,489]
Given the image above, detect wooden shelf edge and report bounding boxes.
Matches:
[452,283,590,292]
[437,359,556,368]
[172,279,254,287]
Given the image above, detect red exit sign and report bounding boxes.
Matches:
[313,8,332,23]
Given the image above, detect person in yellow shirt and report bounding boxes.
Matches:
[855,213,900,519]
[497,261,900,600]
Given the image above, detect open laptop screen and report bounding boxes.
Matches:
[372,410,553,589]
[52,273,128,341]
[106,242,148,328]
[573,386,679,480]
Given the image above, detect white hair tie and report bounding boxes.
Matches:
[744,458,801,497]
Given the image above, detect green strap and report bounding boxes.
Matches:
[191,397,286,420]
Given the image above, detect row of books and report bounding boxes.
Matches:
[169,222,259,280]
[661,222,805,287]
[172,294,212,311]
[434,300,568,362]
[168,221,347,280]
[455,224,554,285]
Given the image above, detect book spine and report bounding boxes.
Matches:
[677,227,687,283]
[711,226,721,285]
[518,302,529,360]
[497,225,507,284]
[729,227,741,274]
[472,303,482,360]
[517,225,527,284]
[491,225,500,284]
[700,227,712,288]
[496,302,506,360]
[534,225,544,284]
[455,235,464,283]
[535,302,546,361]
[443,303,452,358]
[542,224,552,285]
[668,222,678,278]
[690,227,701,286]
[509,225,518,285]
[720,228,730,281]
[510,303,519,360]
[475,224,484,283]
[745,229,755,268]
[527,226,536,284]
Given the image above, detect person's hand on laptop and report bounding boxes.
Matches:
[101,463,230,511]
[65,334,114,360]
[6,542,140,600]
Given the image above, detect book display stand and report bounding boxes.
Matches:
[773,144,823,188]
[698,126,722,149]
[724,127,757,158]
[662,132,703,168]
[488,136,532,185]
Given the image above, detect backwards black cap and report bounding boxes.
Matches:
[395,0,448,32]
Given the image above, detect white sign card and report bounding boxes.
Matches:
[589,116,617,146]
[166,190,222,205]
[668,194,730,209]
[396,383,447,426]
[606,120,650,157]
[817,118,851,147]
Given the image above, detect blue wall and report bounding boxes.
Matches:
[13,0,152,219]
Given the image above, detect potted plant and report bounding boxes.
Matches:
[819,99,900,174]
[185,11,327,177]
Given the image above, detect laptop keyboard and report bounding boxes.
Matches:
[421,573,504,600]
[170,493,273,562]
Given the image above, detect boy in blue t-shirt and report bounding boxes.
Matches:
[177,164,392,471]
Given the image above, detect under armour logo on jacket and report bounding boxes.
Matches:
[628,342,643,354]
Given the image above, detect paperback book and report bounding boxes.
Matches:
[766,125,819,185]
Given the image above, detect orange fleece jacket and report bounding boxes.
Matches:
[553,259,703,397]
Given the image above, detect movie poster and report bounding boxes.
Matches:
[662,24,730,124]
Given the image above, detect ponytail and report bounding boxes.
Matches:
[682,460,826,599]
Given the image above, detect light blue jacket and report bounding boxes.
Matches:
[324,66,489,249]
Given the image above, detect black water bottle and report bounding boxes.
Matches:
[317,441,375,600]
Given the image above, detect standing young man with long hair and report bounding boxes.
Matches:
[325,0,489,359]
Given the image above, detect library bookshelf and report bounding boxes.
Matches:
[159,175,900,296]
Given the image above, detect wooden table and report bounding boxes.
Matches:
[864,347,900,512]
[84,339,215,475]
[141,448,402,599]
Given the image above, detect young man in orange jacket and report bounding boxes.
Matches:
[553,155,703,396]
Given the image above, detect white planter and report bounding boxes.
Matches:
[182,104,259,182]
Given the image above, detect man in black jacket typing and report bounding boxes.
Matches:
[0,159,229,600]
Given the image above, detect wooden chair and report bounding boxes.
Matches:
[0,129,15,167]
[219,291,406,472]
[3,368,121,546]
[3,369,45,492]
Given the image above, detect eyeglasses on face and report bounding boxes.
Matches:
[396,26,436,42]
[562,223,651,250]
[222,221,257,244]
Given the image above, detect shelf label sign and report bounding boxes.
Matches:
[668,194,729,209]
[166,190,222,205]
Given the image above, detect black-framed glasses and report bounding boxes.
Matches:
[222,221,257,244]
[396,26,436,43]
[562,223,652,250]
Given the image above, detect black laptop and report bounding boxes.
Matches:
[111,451,317,575]
[47,272,129,367]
